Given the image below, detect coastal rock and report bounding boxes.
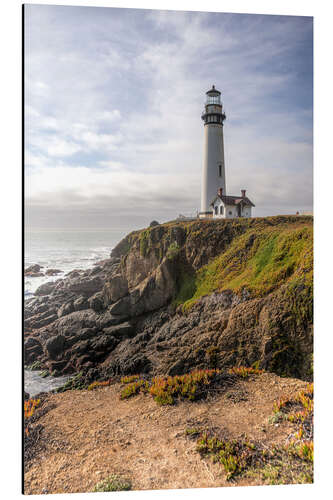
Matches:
[103,321,134,339]
[25,264,43,274]
[103,274,128,304]
[25,312,58,330]
[88,292,104,312]
[108,258,175,318]
[57,300,75,318]
[24,216,313,379]
[66,276,104,296]
[24,337,43,364]
[73,296,89,311]
[45,269,63,276]
[25,271,44,278]
[35,282,57,296]
[45,334,66,359]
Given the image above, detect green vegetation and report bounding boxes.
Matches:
[166,241,180,260]
[120,369,222,405]
[87,380,112,390]
[228,366,264,378]
[92,474,132,492]
[173,268,196,308]
[139,229,151,257]
[120,367,264,406]
[56,372,84,392]
[194,431,258,480]
[189,383,313,484]
[175,224,312,311]
[26,361,42,371]
[120,379,150,399]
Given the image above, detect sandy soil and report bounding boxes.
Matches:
[24,372,307,494]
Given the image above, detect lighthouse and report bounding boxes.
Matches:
[199,85,226,217]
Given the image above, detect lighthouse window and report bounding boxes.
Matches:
[218,165,222,177]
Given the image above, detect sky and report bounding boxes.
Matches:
[24,5,313,230]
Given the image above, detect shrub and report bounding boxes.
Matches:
[87,379,112,391]
[120,375,141,384]
[149,369,220,405]
[195,431,257,480]
[93,474,132,492]
[24,398,41,419]
[228,366,264,378]
[166,241,180,260]
[120,379,150,399]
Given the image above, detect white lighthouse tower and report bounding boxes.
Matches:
[199,85,226,217]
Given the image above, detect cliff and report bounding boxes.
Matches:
[24,215,313,381]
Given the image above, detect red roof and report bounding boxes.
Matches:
[211,194,255,207]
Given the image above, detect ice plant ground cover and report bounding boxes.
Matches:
[120,367,263,405]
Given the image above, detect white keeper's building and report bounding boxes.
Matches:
[199,85,255,219]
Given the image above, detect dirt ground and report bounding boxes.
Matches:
[24,372,308,494]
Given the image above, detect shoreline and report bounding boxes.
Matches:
[24,369,73,397]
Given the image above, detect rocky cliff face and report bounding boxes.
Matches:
[24,216,313,380]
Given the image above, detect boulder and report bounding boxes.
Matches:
[90,335,118,351]
[88,292,105,312]
[73,296,89,311]
[103,321,135,339]
[57,300,75,318]
[35,282,57,296]
[45,269,63,276]
[66,276,104,296]
[25,264,43,274]
[25,271,44,278]
[45,334,66,359]
[24,337,43,364]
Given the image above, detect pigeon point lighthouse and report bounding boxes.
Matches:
[199,85,226,218]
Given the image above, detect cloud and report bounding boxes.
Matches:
[24,6,313,228]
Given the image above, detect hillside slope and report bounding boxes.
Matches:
[24,216,313,381]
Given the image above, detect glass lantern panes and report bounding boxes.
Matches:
[206,94,221,105]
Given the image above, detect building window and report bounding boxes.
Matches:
[214,206,218,215]
[220,205,224,215]
[229,211,232,215]
[218,165,222,177]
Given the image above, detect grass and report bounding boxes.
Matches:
[92,474,132,492]
[175,224,313,311]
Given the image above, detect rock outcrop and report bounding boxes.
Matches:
[24,216,313,380]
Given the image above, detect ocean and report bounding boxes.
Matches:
[24,228,129,296]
